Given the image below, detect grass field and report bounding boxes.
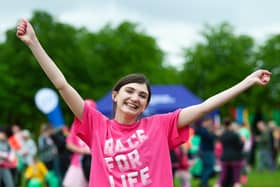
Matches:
[175,169,280,187]
[243,170,280,187]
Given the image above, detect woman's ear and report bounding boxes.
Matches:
[112,91,118,102]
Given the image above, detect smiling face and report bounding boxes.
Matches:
[111,73,151,122]
[113,83,149,123]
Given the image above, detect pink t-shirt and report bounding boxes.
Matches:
[74,103,190,187]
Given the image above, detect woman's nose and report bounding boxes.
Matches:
[130,93,139,101]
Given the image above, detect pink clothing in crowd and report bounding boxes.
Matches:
[73,102,190,187]
[67,125,90,167]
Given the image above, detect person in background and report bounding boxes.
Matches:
[16,18,271,187]
[195,117,217,187]
[8,124,24,186]
[237,122,252,185]
[255,120,274,171]
[49,126,71,181]
[238,122,252,169]
[38,123,61,185]
[214,117,244,187]
[18,129,37,166]
[0,128,15,187]
[249,110,263,169]
[24,157,48,187]
[171,144,192,187]
[38,124,59,171]
[267,121,279,170]
[8,124,23,152]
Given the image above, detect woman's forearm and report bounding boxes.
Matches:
[28,38,68,90]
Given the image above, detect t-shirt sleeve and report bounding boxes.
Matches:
[168,110,190,149]
[72,102,107,148]
[153,109,190,149]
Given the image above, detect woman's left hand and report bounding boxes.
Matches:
[247,69,271,86]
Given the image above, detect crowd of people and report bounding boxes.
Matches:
[171,116,280,187]
[0,123,91,187]
[1,114,278,187]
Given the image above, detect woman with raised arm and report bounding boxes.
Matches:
[16,19,271,187]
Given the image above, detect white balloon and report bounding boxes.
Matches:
[35,88,59,114]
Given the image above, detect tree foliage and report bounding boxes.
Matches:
[256,34,280,107]
[180,23,264,115]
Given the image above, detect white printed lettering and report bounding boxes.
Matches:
[104,157,114,170]
[116,139,126,152]
[109,175,115,187]
[136,130,147,142]
[104,138,114,154]
[121,174,128,187]
[140,167,151,185]
[127,149,142,168]
[108,167,151,187]
[115,154,130,172]
[104,129,148,155]
[127,172,138,187]
[126,134,139,148]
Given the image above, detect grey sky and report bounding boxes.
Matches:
[1,0,280,68]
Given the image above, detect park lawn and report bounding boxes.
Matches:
[186,169,280,187]
[245,170,280,187]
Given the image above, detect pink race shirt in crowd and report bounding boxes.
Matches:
[73,102,190,187]
[67,124,90,167]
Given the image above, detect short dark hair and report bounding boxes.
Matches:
[223,117,232,127]
[112,73,151,118]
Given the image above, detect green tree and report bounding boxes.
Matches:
[256,34,280,108]
[181,23,256,115]
[0,11,82,130]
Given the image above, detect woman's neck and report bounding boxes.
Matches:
[114,113,137,125]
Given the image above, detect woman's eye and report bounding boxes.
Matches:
[139,94,147,99]
[126,89,134,94]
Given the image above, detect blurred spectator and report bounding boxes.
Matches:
[50,127,71,180]
[171,144,192,187]
[24,157,48,187]
[256,120,274,171]
[0,128,15,187]
[238,122,252,170]
[63,123,90,187]
[38,123,62,187]
[214,117,244,187]
[273,124,280,169]
[194,117,217,187]
[249,110,263,168]
[8,124,23,151]
[236,122,252,185]
[7,124,25,186]
[18,129,37,166]
[38,124,59,171]
[268,121,279,169]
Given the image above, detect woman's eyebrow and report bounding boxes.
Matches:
[125,86,135,91]
[125,86,148,95]
[139,91,148,95]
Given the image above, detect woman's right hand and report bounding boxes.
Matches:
[16,19,37,46]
